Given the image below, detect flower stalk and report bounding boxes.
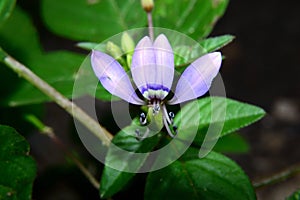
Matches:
[141,0,154,41]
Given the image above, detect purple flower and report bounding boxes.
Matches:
[91,34,222,137]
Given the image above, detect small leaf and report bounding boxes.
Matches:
[174,97,265,145]
[174,35,234,67]
[0,125,36,200]
[200,35,235,53]
[100,125,160,198]
[76,42,106,52]
[287,190,300,200]
[0,0,16,27]
[174,44,206,67]
[145,150,256,200]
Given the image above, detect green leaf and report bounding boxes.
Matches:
[0,125,36,200]
[100,125,160,198]
[213,133,250,154]
[0,0,16,27]
[287,190,300,200]
[0,185,16,200]
[0,6,42,107]
[41,0,228,42]
[145,150,256,200]
[41,0,146,42]
[174,97,265,145]
[153,0,229,39]
[200,35,235,53]
[0,6,42,59]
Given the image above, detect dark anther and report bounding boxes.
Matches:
[168,112,175,124]
[153,103,160,114]
[169,112,175,119]
[139,112,147,125]
[172,125,178,134]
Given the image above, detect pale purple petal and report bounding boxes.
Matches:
[131,36,155,96]
[91,50,144,105]
[169,52,222,105]
[153,34,174,97]
[131,34,173,100]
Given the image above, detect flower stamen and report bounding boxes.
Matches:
[152,100,161,115]
[139,112,147,125]
[162,104,177,138]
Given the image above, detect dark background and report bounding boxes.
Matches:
[214,1,300,199]
[17,0,300,199]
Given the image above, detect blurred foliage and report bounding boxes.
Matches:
[287,190,300,200]
[0,125,36,200]
[0,0,15,27]
[41,0,229,42]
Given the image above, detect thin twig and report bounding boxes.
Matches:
[41,125,100,189]
[0,49,113,146]
[253,164,300,189]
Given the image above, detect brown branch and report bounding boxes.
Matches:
[253,164,300,189]
[0,48,113,146]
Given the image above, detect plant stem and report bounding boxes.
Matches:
[147,12,154,41]
[253,164,300,189]
[0,48,113,146]
[36,121,100,189]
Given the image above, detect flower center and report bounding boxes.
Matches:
[136,100,177,140]
[141,84,169,100]
[152,100,161,115]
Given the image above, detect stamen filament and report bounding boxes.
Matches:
[162,104,172,125]
[163,114,175,138]
[162,104,176,138]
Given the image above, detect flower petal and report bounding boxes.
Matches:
[169,52,222,105]
[131,34,174,100]
[91,50,144,105]
[153,34,174,96]
[131,36,155,97]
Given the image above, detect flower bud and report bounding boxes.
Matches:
[106,41,123,59]
[141,0,154,12]
[121,32,135,54]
